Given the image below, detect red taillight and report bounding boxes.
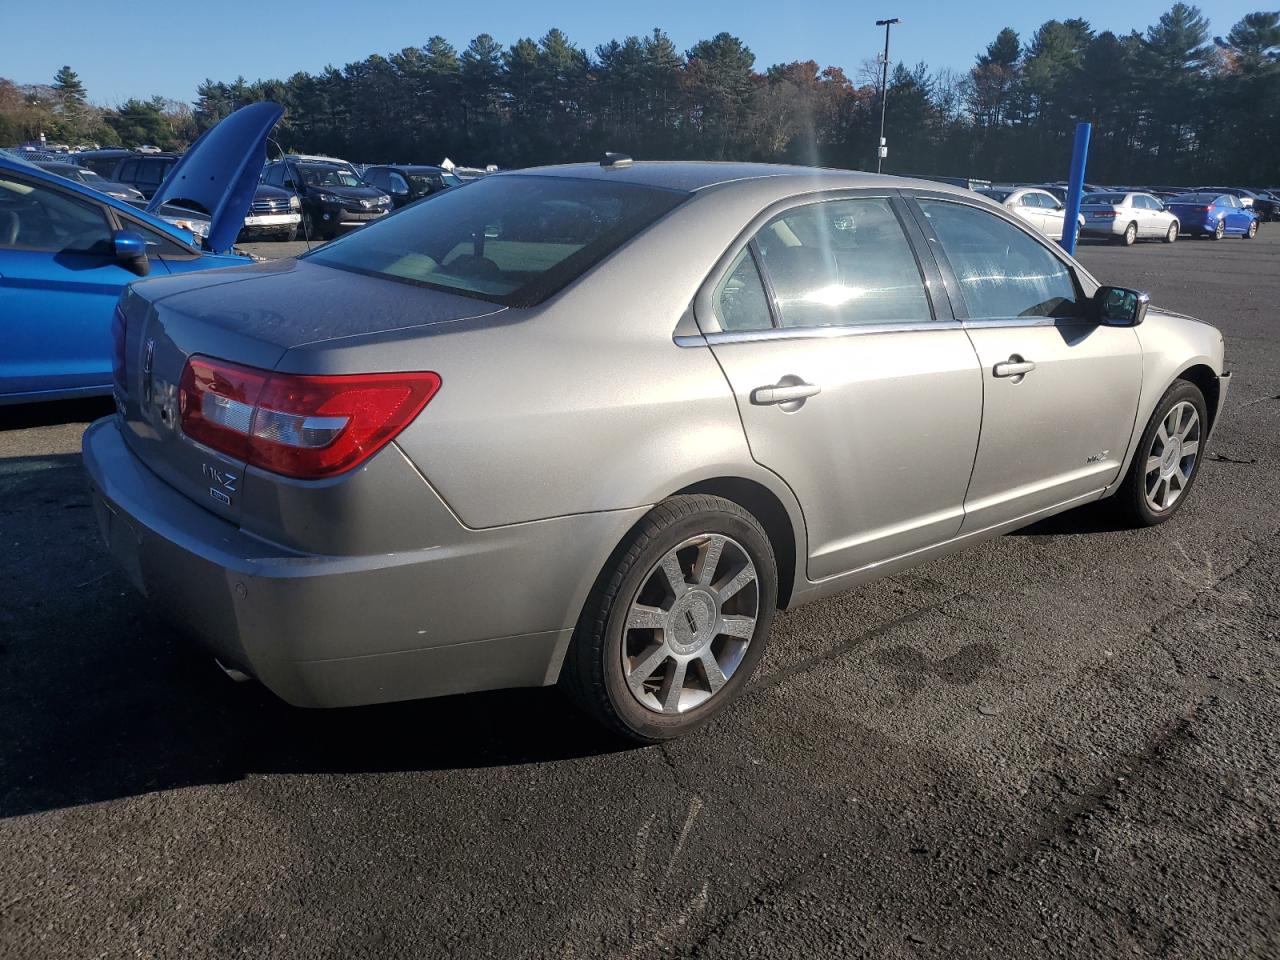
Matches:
[179,356,440,479]
[1095,211,1117,219]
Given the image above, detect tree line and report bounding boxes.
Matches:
[3,4,1278,185]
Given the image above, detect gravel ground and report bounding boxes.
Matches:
[1,231,1277,959]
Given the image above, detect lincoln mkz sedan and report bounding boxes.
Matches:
[85,161,1230,741]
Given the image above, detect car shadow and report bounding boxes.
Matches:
[0,397,113,431]
[1008,501,1130,536]
[0,451,630,819]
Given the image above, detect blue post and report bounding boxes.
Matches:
[1060,121,1092,255]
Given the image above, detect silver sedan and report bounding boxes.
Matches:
[85,162,1230,741]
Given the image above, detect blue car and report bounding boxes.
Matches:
[0,102,283,404]
[1165,192,1261,240]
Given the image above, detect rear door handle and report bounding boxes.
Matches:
[993,359,1036,378]
[751,381,821,405]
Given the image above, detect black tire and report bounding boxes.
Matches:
[560,494,778,743]
[1164,221,1178,243]
[1118,221,1137,246]
[279,226,298,242]
[301,209,316,240]
[1112,380,1208,527]
[1244,220,1258,239]
[1212,219,1225,240]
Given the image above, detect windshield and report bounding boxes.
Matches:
[299,165,364,187]
[79,169,108,186]
[978,188,1013,202]
[308,174,687,306]
[442,172,462,187]
[1083,193,1128,204]
[1171,193,1219,204]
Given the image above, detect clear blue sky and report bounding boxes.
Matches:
[2,0,1262,104]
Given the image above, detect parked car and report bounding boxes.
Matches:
[0,103,283,404]
[71,148,136,178]
[1017,183,1103,204]
[85,161,1229,741]
[238,183,302,241]
[1165,192,1260,239]
[33,160,145,204]
[262,158,392,238]
[362,164,462,208]
[977,185,1083,240]
[1079,191,1180,245]
[106,151,300,241]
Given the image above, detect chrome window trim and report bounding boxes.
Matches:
[959,316,1076,330]
[690,320,960,346]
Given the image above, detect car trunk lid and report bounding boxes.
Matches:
[114,259,504,524]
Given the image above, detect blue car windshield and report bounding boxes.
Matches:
[307,174,688,307]
[1170,193,1220,204]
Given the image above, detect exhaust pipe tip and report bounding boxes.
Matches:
[215,658,252,683]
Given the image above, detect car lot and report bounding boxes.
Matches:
[2,233,1278,957]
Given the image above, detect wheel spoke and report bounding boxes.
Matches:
[627,604,667,631]
[1178,412,1199,441]
[660,553,689,599]
[628,645,669,694]
[716,565,756,602]
[718,615,756,640]
[659,659,688,713]
[1155,423,1170,447]
[1180,440,1199,460]
[1145,455,1162,474]
[695,535,725,587]
[699,649,728,693]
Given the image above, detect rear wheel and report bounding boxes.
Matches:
[1118,221,1137,246]
[1165,221,1178,243]
[1244,220,1259,239]
[560,495,778,742]
[1212,219,1226,240]
[1113,380,1207,527]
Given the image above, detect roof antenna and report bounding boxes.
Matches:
[600,152,633,169]
[268,136,311,252]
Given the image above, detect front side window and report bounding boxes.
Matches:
[917,199,1080,320]
[308,174,687,306]
[752,197,932,328]
[0,175,113,254]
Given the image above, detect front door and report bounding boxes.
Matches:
[0,173,166,399]
[910,196,1142,533]
[698,194,983,580]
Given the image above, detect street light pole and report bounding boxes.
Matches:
[875,17,900,174]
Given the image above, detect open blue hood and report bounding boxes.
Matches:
[145,101,283,254]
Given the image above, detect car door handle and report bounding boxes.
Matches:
[993,358,1036,378]
[751,381,821,405]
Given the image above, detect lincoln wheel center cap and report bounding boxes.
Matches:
[669,590,717,654]
[1162,438,1182,473]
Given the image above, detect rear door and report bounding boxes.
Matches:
[908,194,1142,532]
[696,192,983,580]
[0,171,169,399]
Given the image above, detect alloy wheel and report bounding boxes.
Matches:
[1166,222,1178,243]
[1214,219,1225,239]
[621,534,759,715]
[1144,400,1200,513]
[1124,222,1137,245]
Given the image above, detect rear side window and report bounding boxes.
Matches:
[917,199,1080,320]
[714,248,772,331]
[308,175,687,306]
[752,197,932,328]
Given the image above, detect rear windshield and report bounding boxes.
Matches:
[1083,193,1128,204]
[308,174,688,306]
[1170,193,1218,203]
[978,188,1013,202]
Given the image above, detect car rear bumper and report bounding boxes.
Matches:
[1080,217,1127,236]
[82,416,642,708]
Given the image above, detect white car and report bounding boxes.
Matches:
[978,186,1083,241]
[1079,192,1180,245]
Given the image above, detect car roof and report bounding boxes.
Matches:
[0,152,196,245]
[371,164,448,173]
[503,161,975,196]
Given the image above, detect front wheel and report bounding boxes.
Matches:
[1112,380,1207,527]
[560,495,778,742]
[1165,221,1179,243]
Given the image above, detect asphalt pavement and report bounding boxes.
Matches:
[1,231,1277,959]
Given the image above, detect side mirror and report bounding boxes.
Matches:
[1096,285,1149,326]
[112,230,150,277]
